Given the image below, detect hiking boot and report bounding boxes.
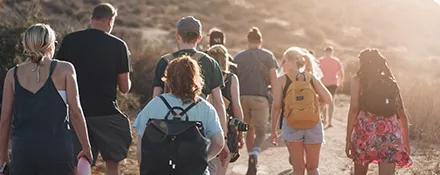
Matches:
[246,155,258,175]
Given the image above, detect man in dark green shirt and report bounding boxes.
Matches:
[151,16,229,171]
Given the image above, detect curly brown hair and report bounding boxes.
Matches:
[163,56,204,103]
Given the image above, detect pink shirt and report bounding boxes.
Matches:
[319,56,344,86]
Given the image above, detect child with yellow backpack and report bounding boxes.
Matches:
[271,47,332,175]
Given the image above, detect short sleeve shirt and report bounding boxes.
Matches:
[152,49,224,96]
[319,56,343,86]
[234,48,279,97]
[133,93,223,138]
[57,29,132,116]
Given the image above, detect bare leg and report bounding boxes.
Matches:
[245,127,255,152]
[286,142,306,175]
[215,156,230,175]
[327,99,335,127]
[304,144,321,175]
[354,163,369,175]
[105,160,120,175]
[379,162,395,175]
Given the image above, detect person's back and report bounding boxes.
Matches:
[319,56,343,87]
[56,3,131,173]
[234,27,278,175]
[135,56,224,175]
[235,48,277,97]
[0,23,92,175]
[58,29,130,116]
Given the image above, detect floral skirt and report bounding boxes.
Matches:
[351,111,412,168]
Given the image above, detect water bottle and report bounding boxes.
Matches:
[76,157,91,175]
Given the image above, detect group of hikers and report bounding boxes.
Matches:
[0,2,412,175]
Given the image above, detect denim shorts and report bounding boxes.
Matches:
[281,121,324,144]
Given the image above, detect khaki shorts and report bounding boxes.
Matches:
[240,96,270,128]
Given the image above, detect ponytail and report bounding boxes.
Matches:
[22,23,56,64]
[247,27,262,43]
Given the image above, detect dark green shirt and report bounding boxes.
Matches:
[152,49,224,96]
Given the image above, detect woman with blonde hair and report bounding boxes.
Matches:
[207,44,245,175]
[134,56,225,175]
[271,47,332,175]
[345,49,411,175]
[0,24,92,175]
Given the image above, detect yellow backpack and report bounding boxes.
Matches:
[283,72,320,129]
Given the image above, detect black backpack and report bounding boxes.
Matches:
[360,76,399,117]
[140,96,209,175]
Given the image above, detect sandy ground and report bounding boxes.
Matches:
[92,95,437,175]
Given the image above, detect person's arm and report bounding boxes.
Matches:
[207,132,225,161]
[345,76,361,158]
[230,74,244,121]
[117,73,131,94]
[116,41,132,94]
[230,74,245,147]
[64,63,93,162]
[396,91,411,154]
[270,75,284,145]
[338,61,345,87]
[210,87,227,133]
[137,137,142,164]
[312,76,333,105]
[0,70,14,164]
[152,59,168,97]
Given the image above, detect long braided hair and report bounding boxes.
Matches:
[357,49,400,117]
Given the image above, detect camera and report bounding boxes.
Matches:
[228,117,249,132]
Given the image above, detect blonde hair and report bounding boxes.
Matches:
[22,23,56,64]
[207,44,234,73]
[283,47,316,75]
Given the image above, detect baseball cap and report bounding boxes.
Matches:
[209,28,225,46]
[176,16,202,36]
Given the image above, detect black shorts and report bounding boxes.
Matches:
[72,113,132,165]
[325,85,338,96]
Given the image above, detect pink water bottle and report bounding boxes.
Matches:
[76,157,91,175]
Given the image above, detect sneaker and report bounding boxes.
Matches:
[246,155,258,175]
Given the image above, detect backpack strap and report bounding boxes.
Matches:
[159,95,178,116]
[162,51,205,63]
[191,52,204,61]
[180,98,201,116]
[163,53,175,63]
[159,95,201,121]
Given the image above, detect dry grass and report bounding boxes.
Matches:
[3,0,440,174]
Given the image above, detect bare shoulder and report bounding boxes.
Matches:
[56,60,76,74]
[5,67,16,82]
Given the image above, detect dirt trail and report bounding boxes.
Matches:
[93,95,426,175]
[227,95,414,175]
[227,95,353,175]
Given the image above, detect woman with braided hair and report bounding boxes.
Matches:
[345,49,412,175]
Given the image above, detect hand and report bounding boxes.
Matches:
[77,147,93,164]
[345,142,353,159]
[271,131,279,146]
[218,146,230,166]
